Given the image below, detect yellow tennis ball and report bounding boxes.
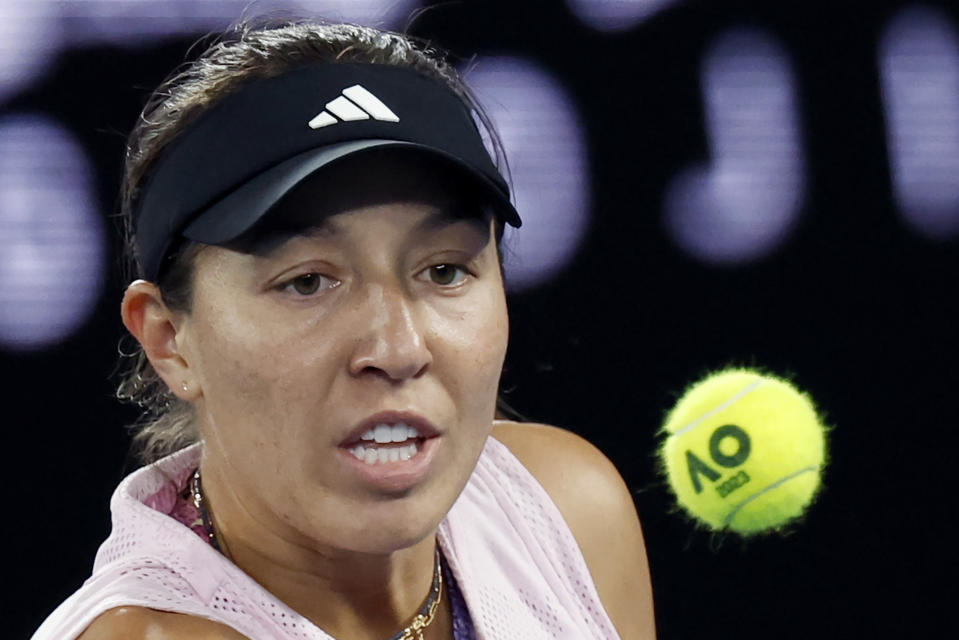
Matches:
[659,368,827,535]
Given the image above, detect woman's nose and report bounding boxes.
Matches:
[347,283,433,382]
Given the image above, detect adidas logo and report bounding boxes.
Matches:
[308,84,400,129]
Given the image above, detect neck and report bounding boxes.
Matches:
[197,465,450,640]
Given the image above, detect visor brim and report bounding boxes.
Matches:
[182,139,520,245]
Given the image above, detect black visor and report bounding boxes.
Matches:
[133,63,521,281]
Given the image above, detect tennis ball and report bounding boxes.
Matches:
[659,368,826,535]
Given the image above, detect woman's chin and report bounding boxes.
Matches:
[292,493,448,555]
[333,520,439,556]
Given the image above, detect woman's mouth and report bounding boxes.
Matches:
[337,414,442,491]
[346,422,424,464]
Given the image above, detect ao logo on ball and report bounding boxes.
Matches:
[686,424,752,499]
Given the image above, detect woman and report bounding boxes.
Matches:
[33,19,654,640]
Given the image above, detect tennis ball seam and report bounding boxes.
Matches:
[722,464,819,528]
[672,377,763,437]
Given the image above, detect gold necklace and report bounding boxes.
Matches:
[189,468,443,640]
[389,548,443,640]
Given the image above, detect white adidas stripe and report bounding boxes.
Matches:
[308,84,400,129]
[308,111,337,128]
[326,95,370,122]
[342,85,399,122]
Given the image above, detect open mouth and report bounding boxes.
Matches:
[345,422,427,465]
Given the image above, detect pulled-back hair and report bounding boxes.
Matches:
[115,18,511,465]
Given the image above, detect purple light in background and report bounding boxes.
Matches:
[60,0,416,42]
[0,1,61,99]
[0,116,104,351]
[566,0,681,32]
[466,57,590,291]
[59,0,249,41]
[1,1,417,98]
[663,28,805,265]
[879,6,959,240]
[297,0,418,28]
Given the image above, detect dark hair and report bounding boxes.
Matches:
[115,18,513,465]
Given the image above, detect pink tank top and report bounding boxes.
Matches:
[32,436,620,639]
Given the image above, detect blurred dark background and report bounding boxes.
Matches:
[3,0,957,637]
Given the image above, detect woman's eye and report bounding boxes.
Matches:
[426,264,468,286]
[281,273,336,296]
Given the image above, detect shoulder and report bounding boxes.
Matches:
[77,606,248,640]
[491,421,656,639]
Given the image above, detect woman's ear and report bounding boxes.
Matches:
[121,280,199,401]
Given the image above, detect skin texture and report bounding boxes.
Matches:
[94,154,655,639]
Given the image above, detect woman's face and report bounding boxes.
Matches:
[176,155,508,553]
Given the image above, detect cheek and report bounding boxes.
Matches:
[432,288,509,405]
[187,301,339,446]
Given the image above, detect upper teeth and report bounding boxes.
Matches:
[360,423,421,444]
